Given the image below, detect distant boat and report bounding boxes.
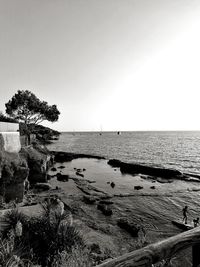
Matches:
[99,125,103,135]
[117,131,121,135]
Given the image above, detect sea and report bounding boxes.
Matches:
[47,131,200,175]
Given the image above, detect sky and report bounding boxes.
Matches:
[0,0,200,131]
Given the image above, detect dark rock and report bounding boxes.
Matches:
[157,177,173,183]
[114,169,117,171]
[52,151,105,163]
[150,186,156,189]
[107,181,110,184]
[76,172,84,177]
[97,204,113,216]
[110,182,115,188]
[58,165,65,169]
[76,168,82,172]
[20,146,52,184]
[83,195,97,204]
[117,218,140,237]
[134,185,143,190]
[56,173,69,182]
[108,159,183,179]
[34,183,52,191]
[83,168,86,171]
[74,167,77,170]
[107,159,122,167]
[51,167,57,171]
[88,180,96,183]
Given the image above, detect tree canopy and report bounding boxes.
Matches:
[0,112,17,123]
[5,90,60,125]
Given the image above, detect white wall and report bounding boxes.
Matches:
[0,122,19,132]
[0,132,21,153]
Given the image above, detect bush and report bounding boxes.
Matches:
[52,246,92,267]
[2,205,85,267]
[0,231,33,267]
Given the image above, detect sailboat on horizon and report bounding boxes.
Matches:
[99,125,103,135]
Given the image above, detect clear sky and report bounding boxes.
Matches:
[0,0,200,131]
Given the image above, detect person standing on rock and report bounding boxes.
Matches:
[182,206,189,224]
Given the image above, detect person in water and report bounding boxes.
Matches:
[182,206,189,224]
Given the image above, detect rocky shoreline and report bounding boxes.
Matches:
[51,150,105,162]
[1,147,199,266]
[46,150,199,266]
[52,150,200,183]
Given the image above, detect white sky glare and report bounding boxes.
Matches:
[0,0,200,131]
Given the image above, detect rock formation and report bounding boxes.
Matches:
[108,159,183,179]
[0,134,29,203]
[20,144,51,184]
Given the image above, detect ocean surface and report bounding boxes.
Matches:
[47,131,200,175]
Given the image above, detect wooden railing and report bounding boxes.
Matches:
[96,226,200,267]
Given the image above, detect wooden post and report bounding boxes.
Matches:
[96,227,200,267]
[192,244,200,267]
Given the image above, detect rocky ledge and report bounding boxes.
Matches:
[51,151,105,162]
[0,140,53,204]
[107,159,184,179]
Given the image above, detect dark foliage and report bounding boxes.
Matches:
[0,112,17,123]
[5,90,60,125]
[2,206,85,267]
[19,123,60,145]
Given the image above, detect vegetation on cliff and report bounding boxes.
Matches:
[20,123,60,144]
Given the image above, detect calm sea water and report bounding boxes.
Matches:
[47,131,200,175]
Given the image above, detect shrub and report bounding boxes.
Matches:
[51,246,92,267]
[2,205,85,267]
[0,231,33,267]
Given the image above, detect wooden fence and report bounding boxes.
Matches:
[96,226,200,267]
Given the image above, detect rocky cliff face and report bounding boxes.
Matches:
[20,144,51,184]
[0,135,29,203]
[0,135,51,203]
